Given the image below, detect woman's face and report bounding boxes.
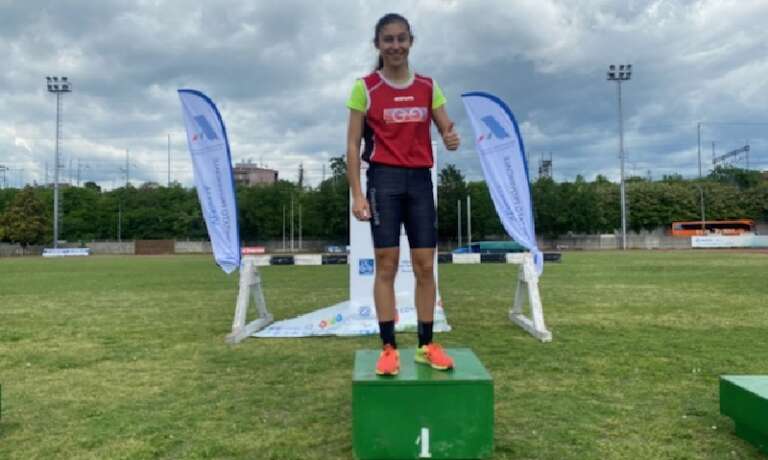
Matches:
[376,21,412,68]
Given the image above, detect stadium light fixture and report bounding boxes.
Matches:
[46,75,72,248]
[607,64,632,250]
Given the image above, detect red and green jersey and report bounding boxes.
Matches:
[347,71,446,168]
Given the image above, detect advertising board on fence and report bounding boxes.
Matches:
[42,248,90,257]
[692,235,768,248]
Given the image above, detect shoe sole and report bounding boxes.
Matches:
[414,355,453,371]
[375,369,399,376]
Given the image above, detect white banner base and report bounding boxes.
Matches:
[226,256,274,344]
[252,297,451,338]
[510,253,552,342]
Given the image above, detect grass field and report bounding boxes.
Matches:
[1,251,768,459]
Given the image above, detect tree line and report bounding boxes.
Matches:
[0,158,766,246]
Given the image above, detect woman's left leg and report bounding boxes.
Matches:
[410,247,436,323]
[404,169,453,369]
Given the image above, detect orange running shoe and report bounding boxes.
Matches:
[375,344,400,376]
[414,343,454,370]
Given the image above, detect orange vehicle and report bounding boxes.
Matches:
[670,219,755,236]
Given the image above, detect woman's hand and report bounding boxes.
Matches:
[442,123,460,151]
[352,195,371,221]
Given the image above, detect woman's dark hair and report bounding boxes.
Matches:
[373,13,413,70]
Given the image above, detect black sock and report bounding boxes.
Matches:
[417,321,434,347]
[378,320,396,348]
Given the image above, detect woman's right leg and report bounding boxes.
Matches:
[367,164,406,375]
[373,247,400,323]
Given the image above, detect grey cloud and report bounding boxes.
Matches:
[1,0,767,190]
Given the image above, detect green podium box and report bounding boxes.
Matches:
[353,348,493,459]
[720,375,768,454]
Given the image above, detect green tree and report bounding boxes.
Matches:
[532,177,565,237]
[437,164,467,243]
[709,165,762,189]
[0,186,50,245]
[330,155,347,178]
[466,181,503,241]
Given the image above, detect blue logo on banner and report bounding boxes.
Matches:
[359,258,374,275]
[193,115,219,140]
[481,115,510,140]
[359,305,372,317]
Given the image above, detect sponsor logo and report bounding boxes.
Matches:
[319,313,344,329]
[476,115,510,142]
[359,258,375,275]
[383,107,428,124]
[191,115,219,142]
[241,246,266,255]
[398,259,412,273]
[394,96,415,102]
[358,306,372,317]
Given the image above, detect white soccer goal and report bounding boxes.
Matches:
[507,252,552,342]
[225,256,274,344]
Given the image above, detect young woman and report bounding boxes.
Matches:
[346,13,460,376]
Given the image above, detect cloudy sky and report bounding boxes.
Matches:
[1,0,767,189]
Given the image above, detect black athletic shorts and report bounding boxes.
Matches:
[366,163,437,249]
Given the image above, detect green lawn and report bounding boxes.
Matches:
[1,251,767,459]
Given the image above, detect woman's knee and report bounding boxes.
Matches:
[411,258,434,282]
[375,252,399,282]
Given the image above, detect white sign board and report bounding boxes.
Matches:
[692,235,768,248]
[43,248,90,257]
[348,151,449,333]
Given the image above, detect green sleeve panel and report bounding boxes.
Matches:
[432,80,446,109]
[346,79,366,113]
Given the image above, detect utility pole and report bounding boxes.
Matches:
[76,159,89,186]
[282,205,287,251]
[299,203,302,250]
[298,163,304,189]
[697,122,702,178]
[290,195,295,252]
[167,133,171,186]
[746,140,750,169]
[693,183,706,233]
[118,202,122,243]
[125,149,130,186]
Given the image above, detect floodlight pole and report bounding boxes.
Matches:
[467,195,472,246]
[607,65,631,250]
[167,133,171,186]
[46,76,72,249]
[457,200,462,249]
